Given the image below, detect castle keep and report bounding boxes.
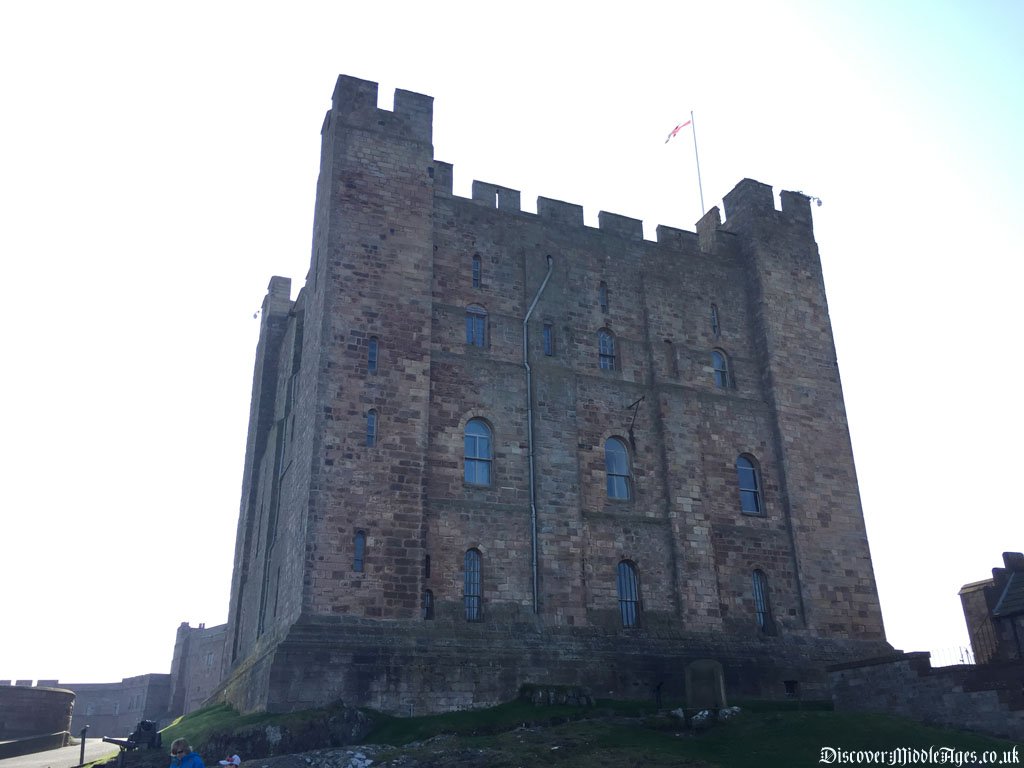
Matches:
[222,75,890,715]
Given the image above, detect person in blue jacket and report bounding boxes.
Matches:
[169,738,205,768]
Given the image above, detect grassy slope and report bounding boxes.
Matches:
[143,699,1017,768]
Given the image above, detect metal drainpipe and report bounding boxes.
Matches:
[524,255,554,614]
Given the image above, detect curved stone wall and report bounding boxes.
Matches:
[0,685,75,740]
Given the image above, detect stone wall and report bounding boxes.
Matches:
[0,684,74,740]
[218,615,888,716]
[221,74,889,715]
[169,622,228,716]
[829,653,1024,740]
[61,674,170,736]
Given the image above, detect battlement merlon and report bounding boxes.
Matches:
[472,181,521,212]
[262,276,293,320]
[329,75,433,144]
[723,178,815,232]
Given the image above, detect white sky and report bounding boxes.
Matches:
[1,0,1021,683]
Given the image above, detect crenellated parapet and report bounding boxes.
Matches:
[324,74,433,145]
[323,77,815,251]
[436,162,810,252]
[723,178,814,232]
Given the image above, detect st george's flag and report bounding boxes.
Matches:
[665,119,692,143]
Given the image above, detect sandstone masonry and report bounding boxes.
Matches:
[220,75,890,715]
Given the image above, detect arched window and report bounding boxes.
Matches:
[367,337,379,373]
[422,589,434,620]
[472,255,482,288]
[710,303,720,337]
[464,419,493,486]
[599,281,609,311]
[617,561,640,628]
[466,304,487,347]
[605,438,631,500]
[464,549,482,621]
[736,455,763,515]
[712,349,731,389]
[598,330,616,370]
[752,569,774,634]
[366,409,378,446]
[353,531,366,572]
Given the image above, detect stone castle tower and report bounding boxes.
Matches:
[222,75,890,715]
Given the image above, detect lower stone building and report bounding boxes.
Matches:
[169,622,228,717]
[58,674,170,736]
[220,75,891,716]
[960,552,1024,664]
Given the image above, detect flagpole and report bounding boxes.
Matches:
[690,109,705,216]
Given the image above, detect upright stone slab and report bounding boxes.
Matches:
[685,659,727,710]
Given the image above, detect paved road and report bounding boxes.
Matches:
[0,740,121,768]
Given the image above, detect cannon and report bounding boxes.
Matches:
[102,720,162,766]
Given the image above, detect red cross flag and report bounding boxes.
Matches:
[665,120,692,143]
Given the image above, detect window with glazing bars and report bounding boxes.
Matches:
[464,549,482,621]
[466,305,487,347]
[752,569,773,632]
[464,419,493,485]
[617,561,640,627]
[605,438,631,499]
[712,350,730,388]
[736,455,762,515]
[599,330,615,370]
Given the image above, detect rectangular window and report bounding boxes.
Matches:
[464,550,482,621]
[466,312,486,347]
[366,411,378,447]
[543,323,554,356]
[367,337,378,372]
[354,531,366,572]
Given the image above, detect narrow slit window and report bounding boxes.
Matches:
[711,303,720,337]
[366,409,378,447]
[543,322,554,356]
[599,281,609,311]
[353,531,366,572]
[753,569,774,633]
[472,255,482,288]
[367,337,379,373]
[422,590,434,620]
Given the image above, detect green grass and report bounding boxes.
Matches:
[361,695,717,746]
[159,703,285,750]
[113,698,1018,768]
[446,709,1018,768]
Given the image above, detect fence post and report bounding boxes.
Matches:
[79,724,89,766]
